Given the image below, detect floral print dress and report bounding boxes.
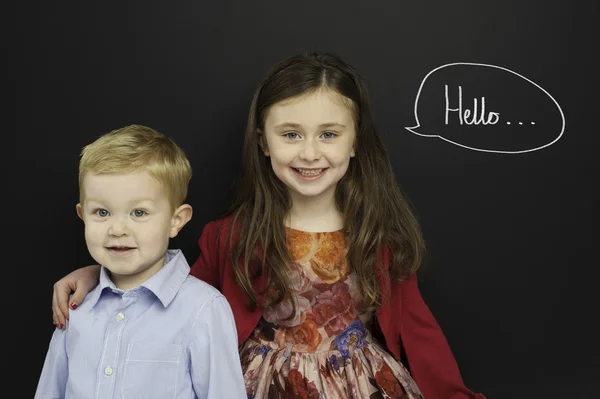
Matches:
[239,228,424,399]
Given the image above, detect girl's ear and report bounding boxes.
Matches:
[257,129,270,156]
[350,147,355,157]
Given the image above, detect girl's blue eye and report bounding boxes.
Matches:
[132,209,146,217]
[321,131,337,139]
[284,132,299,139]
[95,209,109,217]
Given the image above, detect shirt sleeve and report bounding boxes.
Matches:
[190,220,222,289]
[399,274,485,399]
[35,327,68,399]
[189,295,246,399]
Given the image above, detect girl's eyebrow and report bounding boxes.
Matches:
[273,122,347,129]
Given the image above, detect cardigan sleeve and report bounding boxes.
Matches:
[399,274,485,399]
[190,220,223,289]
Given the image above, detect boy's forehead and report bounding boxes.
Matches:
[81,172,167,201]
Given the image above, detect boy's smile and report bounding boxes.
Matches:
[105,246,137,256]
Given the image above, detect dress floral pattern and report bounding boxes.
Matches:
[240,228,423,399]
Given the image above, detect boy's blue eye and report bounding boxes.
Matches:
[94,209,109,217]
[132,209,146,217]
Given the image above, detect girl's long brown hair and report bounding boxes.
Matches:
[228,52,425,312]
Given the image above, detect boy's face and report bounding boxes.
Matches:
[76,171,191,290]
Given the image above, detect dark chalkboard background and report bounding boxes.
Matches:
[16,1,598,397]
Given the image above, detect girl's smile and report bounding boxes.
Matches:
[291,167,328,180]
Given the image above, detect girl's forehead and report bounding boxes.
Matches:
[265,90,355,127]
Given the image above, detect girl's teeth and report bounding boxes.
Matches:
[296,168,323,176]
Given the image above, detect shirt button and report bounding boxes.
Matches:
[116,312,125,321]
[105,366,113,376]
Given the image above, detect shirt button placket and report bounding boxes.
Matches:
[99,309,126,396]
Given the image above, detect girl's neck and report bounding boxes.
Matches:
[286,191,344,232]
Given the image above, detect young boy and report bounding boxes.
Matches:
[35,125,246,398]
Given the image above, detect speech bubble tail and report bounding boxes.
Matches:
[405,126,437,138]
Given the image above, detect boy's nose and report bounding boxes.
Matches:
[108,218,129,236]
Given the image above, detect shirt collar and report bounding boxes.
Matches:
[87,249,190,308]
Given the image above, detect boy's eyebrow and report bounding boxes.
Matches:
[273,122,347,129]
[83,198,103,205]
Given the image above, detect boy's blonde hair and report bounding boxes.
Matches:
[79,125,192,209]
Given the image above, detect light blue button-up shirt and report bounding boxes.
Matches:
[35,249,246,399]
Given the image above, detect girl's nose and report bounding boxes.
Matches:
[298,139,321,161]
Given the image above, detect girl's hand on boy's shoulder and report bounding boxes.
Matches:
[52,265,101,329]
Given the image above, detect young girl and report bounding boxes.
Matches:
[51,52,485,399]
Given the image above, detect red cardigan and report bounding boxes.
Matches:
[191,215,484,399]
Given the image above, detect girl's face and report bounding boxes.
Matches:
[261,89,356,205]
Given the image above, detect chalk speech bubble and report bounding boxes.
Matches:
[405,63,565,154]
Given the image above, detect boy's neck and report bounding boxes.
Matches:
[286,191,344,232]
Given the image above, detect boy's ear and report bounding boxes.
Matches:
[169,204,193,238]
[257,129,269,156]
[76,203,84,220]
